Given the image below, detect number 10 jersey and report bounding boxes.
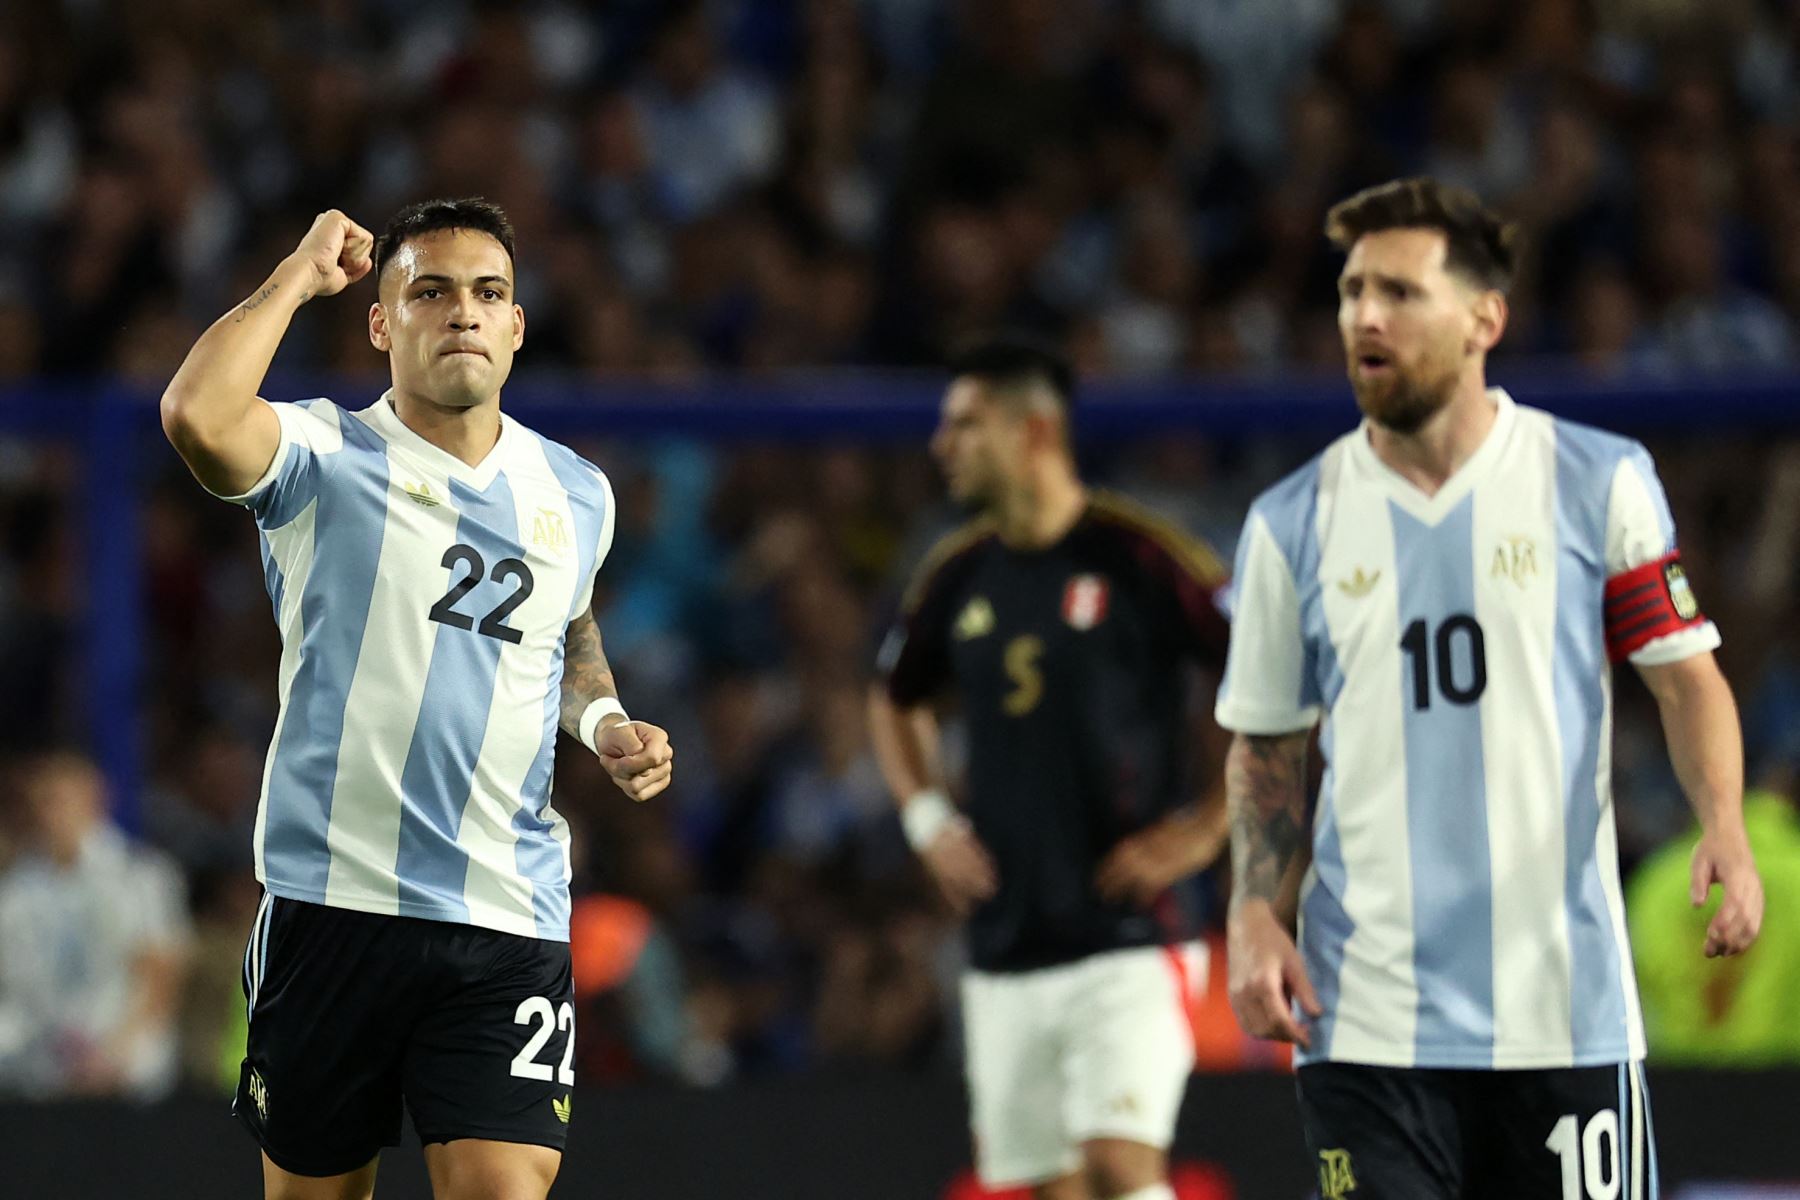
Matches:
[220,393,615,942]
[1216,389,1718,1070]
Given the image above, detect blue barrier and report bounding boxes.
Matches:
[1,368,1797,828]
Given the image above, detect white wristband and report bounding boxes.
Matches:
[901,788,962,851]
[578,697,629,754]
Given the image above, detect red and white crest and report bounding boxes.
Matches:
[1062,574,1109,630]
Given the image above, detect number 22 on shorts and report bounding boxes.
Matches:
[510,996,575,1086]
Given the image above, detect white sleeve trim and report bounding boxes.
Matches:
[210,399,340,507]
[1215,701,1322,736]
[211,427,292,506]
[1628,621,1721,667]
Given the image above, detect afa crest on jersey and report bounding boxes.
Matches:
[1062,574,1109,630]
[1664,560,1699,621]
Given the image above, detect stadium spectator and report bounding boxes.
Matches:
[0,751,191,1099]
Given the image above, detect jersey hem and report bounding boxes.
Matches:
[257,878,570,942]
[1298,1043,1644,1070]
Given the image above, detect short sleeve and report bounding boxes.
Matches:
[877,530,982,707]
[1602,446,1720,666]
[1106,502,1232,668]
[1214,511,1322,734]
[571,469,618,619]
[215,399,345,531]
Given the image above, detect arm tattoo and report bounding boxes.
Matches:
[559,610,619,736]
[234,281,282,323]
[1227,732,1312,907]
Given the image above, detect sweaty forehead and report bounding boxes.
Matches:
[380,228,514,293]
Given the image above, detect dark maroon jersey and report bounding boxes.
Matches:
[877,492,1229,971]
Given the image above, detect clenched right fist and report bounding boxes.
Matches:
[289,210,375,299]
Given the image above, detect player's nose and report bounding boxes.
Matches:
[447,293,481,330]
[1350,292,1385,331]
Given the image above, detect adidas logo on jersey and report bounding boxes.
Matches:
[552,1095,573,1124]
[1337,567,1381,598]
[403,481,441,507]
[955,596,995,640]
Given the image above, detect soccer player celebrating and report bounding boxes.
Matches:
[870,338,1230,1200]
[160,201,672,1200]
[1218,178,1763,1197]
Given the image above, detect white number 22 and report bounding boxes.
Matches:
[509,996,575,1086]
[1546,1110,1620,1200]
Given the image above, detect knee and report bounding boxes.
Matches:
[437,1178,553,1200]
[1083,1140,1166,1200]
[435,1161,558,1200]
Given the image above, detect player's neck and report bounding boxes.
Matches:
[993,468,1087,550]
[1367,380,1496,497]
[389,389,504,468]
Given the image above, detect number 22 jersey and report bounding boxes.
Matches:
[218,392,615,942]
[1216,389,1718,1070]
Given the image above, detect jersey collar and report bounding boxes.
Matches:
[364,389,513,491]
[1347,387,1516,524]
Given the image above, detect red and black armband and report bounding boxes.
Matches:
[1603,552,1707,662]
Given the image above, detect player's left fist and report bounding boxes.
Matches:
[597,720,673,802]
[1691,828,1763,958]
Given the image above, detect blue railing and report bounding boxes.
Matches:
[2,367,1797,829]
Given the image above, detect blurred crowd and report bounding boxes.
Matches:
[3,0,1800,381]
[5,0,1800,1101]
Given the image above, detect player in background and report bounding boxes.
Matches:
[160,200,673,1200]
[869,338,1231,1200]
[1218,178,1763,1198]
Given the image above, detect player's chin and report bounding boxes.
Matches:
[430,367,495,408]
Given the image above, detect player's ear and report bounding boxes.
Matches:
[512,303,524,352]
[369,302,390,352]
[1469,289,1507,355]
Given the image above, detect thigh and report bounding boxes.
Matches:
[961,968,1079,1188]
[236,895,411,1178]
[1465,1062,1658,1200]
[1296,1063,1463,1200]
[423,1138,561,1200]
[403,925,576,1156]
[1062,944,1202,1151]
[261,1153,378,1200]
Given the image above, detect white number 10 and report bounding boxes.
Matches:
[509,996,576,1086]
[1546,1110,1620,1200]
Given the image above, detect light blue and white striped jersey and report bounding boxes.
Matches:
[1216,390,1719,1070]
[220,392,616,941]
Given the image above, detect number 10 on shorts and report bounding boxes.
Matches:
[1546,1110,1620,1200]
[510,996,575,1086]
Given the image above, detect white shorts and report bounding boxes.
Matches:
[961,941,1207,1187]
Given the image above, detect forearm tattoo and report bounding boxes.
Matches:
[234,281,281,323]
[559,611,619,736]
[1227,732,1311,906]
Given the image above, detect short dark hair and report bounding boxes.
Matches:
[1325,177,1519,293]
[946,335,1075,413]
[373,197,517,278]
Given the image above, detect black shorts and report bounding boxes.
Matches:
[1297,1060,1658,1200]
[234,894,576,1177]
